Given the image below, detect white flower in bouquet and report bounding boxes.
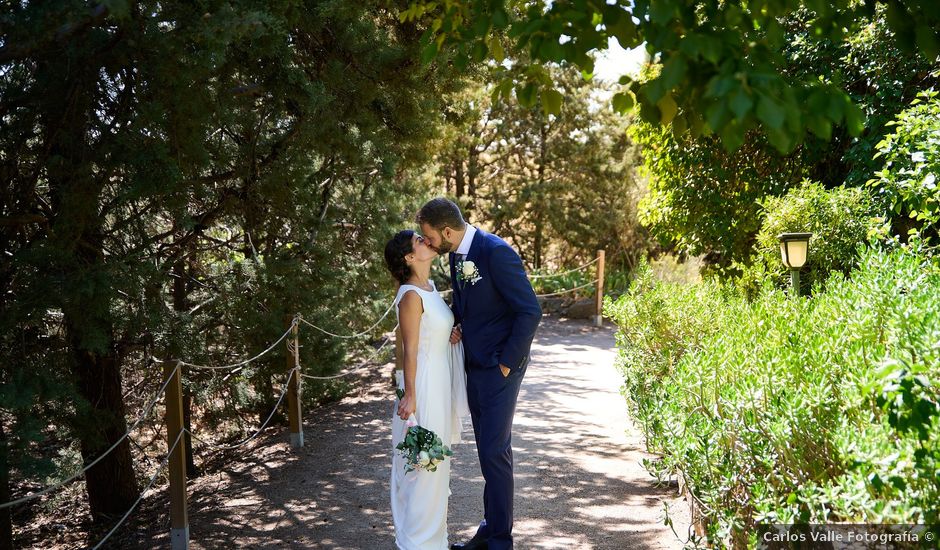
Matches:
[396,424,454,473]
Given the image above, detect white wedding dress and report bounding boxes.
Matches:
[391,281,470,550]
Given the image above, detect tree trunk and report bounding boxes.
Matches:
[533,124,548,270]
[67,327,139,520]
[454,159,465,198]
[0,421,12,550]
[467,145,479,213]
[42,43,139,521]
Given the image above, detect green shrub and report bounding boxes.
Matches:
[869,89,940,241]
[739,181,880,296]
[606,247,940,547]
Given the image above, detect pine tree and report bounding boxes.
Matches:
[1,0,460,541]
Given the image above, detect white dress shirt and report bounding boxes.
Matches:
[454,225,477,256]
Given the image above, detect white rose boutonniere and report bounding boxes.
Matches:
[457,259,482,285]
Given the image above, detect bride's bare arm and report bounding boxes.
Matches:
[396,290,423,420]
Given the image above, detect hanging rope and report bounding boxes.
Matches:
[0,363,180,510]
[300,333,396,381]
[167,319,297,371]
[528,256,600,279]
[534,280,596,298]
[186,368,298,451]
[297,300,396,339]
[90,429,187,550]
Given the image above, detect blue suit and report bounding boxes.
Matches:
[450,228,541,550]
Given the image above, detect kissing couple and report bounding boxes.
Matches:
[384,197,542,550]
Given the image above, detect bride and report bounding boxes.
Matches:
[384,229,469,550]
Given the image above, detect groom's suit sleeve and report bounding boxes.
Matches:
[489,244,542,371]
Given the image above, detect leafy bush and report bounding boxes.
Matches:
[606,247,940,547]
[869,89,940,241]
[739,181,880,296]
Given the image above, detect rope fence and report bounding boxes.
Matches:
[300,333,396,381]
[527,255,600,279]
[176,320,297,371]
[4,248,609,549]
[186,368,299,451]
[91,429,187,550]
[534,280,597,298]
[0,363,180,510]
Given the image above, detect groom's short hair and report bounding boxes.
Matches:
[416,197,466,231]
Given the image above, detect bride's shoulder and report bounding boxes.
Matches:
[395,284,424,304]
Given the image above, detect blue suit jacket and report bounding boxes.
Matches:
[450,228,542,372]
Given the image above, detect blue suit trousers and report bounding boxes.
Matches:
[466,357,527,550]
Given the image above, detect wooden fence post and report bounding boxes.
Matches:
[286,315,303,449]
[165,361,189,550]
[594,249,606,327]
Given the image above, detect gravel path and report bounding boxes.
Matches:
[118,316,690,549]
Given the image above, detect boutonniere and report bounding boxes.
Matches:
[457,259,482,285]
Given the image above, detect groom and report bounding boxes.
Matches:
[417,198,542,550]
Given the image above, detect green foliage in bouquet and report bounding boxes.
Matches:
[397,425,453,473]
[606,247,940,546]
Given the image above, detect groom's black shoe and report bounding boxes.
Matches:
[450,534,488,550]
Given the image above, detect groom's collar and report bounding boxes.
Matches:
[454,224,477,255]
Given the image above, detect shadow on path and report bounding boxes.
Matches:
[115,317,690,549]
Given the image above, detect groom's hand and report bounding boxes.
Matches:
[500,364,510,378]
[450,326,462,344]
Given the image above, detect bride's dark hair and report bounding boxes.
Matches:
[384,230,415,285]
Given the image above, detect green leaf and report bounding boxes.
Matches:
[421,39,440,64]
[807,116,833,141]
[705,76,734,99]
[657,94,678,125]
[650,1,675,25]
[492,7,509,29]
[719,119,745,151]
[729,88,753,119]
[845,101,866,136]
[539,38,565,63]
[612,91,635,113]
[672,114,688,138]
[488,36,505,62]
[607,10,637,47]
[516,83,538,108]
[660,55,688,90]
[471,40,488,62]
[705,101,730,131]
[541,88,564,115]
[756,94,785,129]
[699,35,722,64]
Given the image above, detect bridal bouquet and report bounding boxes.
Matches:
[396,420,453,473]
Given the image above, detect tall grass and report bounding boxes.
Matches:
[606,247,940,547]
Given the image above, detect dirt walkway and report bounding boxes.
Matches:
[117,316,690,549]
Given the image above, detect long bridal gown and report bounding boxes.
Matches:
[391,281,469,550]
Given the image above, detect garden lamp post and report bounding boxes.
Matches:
[778,232,812,297]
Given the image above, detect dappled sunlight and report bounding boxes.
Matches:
[115,318,689,549]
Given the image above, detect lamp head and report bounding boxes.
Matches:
[778,232,812,269]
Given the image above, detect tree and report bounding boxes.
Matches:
[400,0,940,152]
[435,63,647,270]
[629,11,937,269]
[0,0,458,540]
